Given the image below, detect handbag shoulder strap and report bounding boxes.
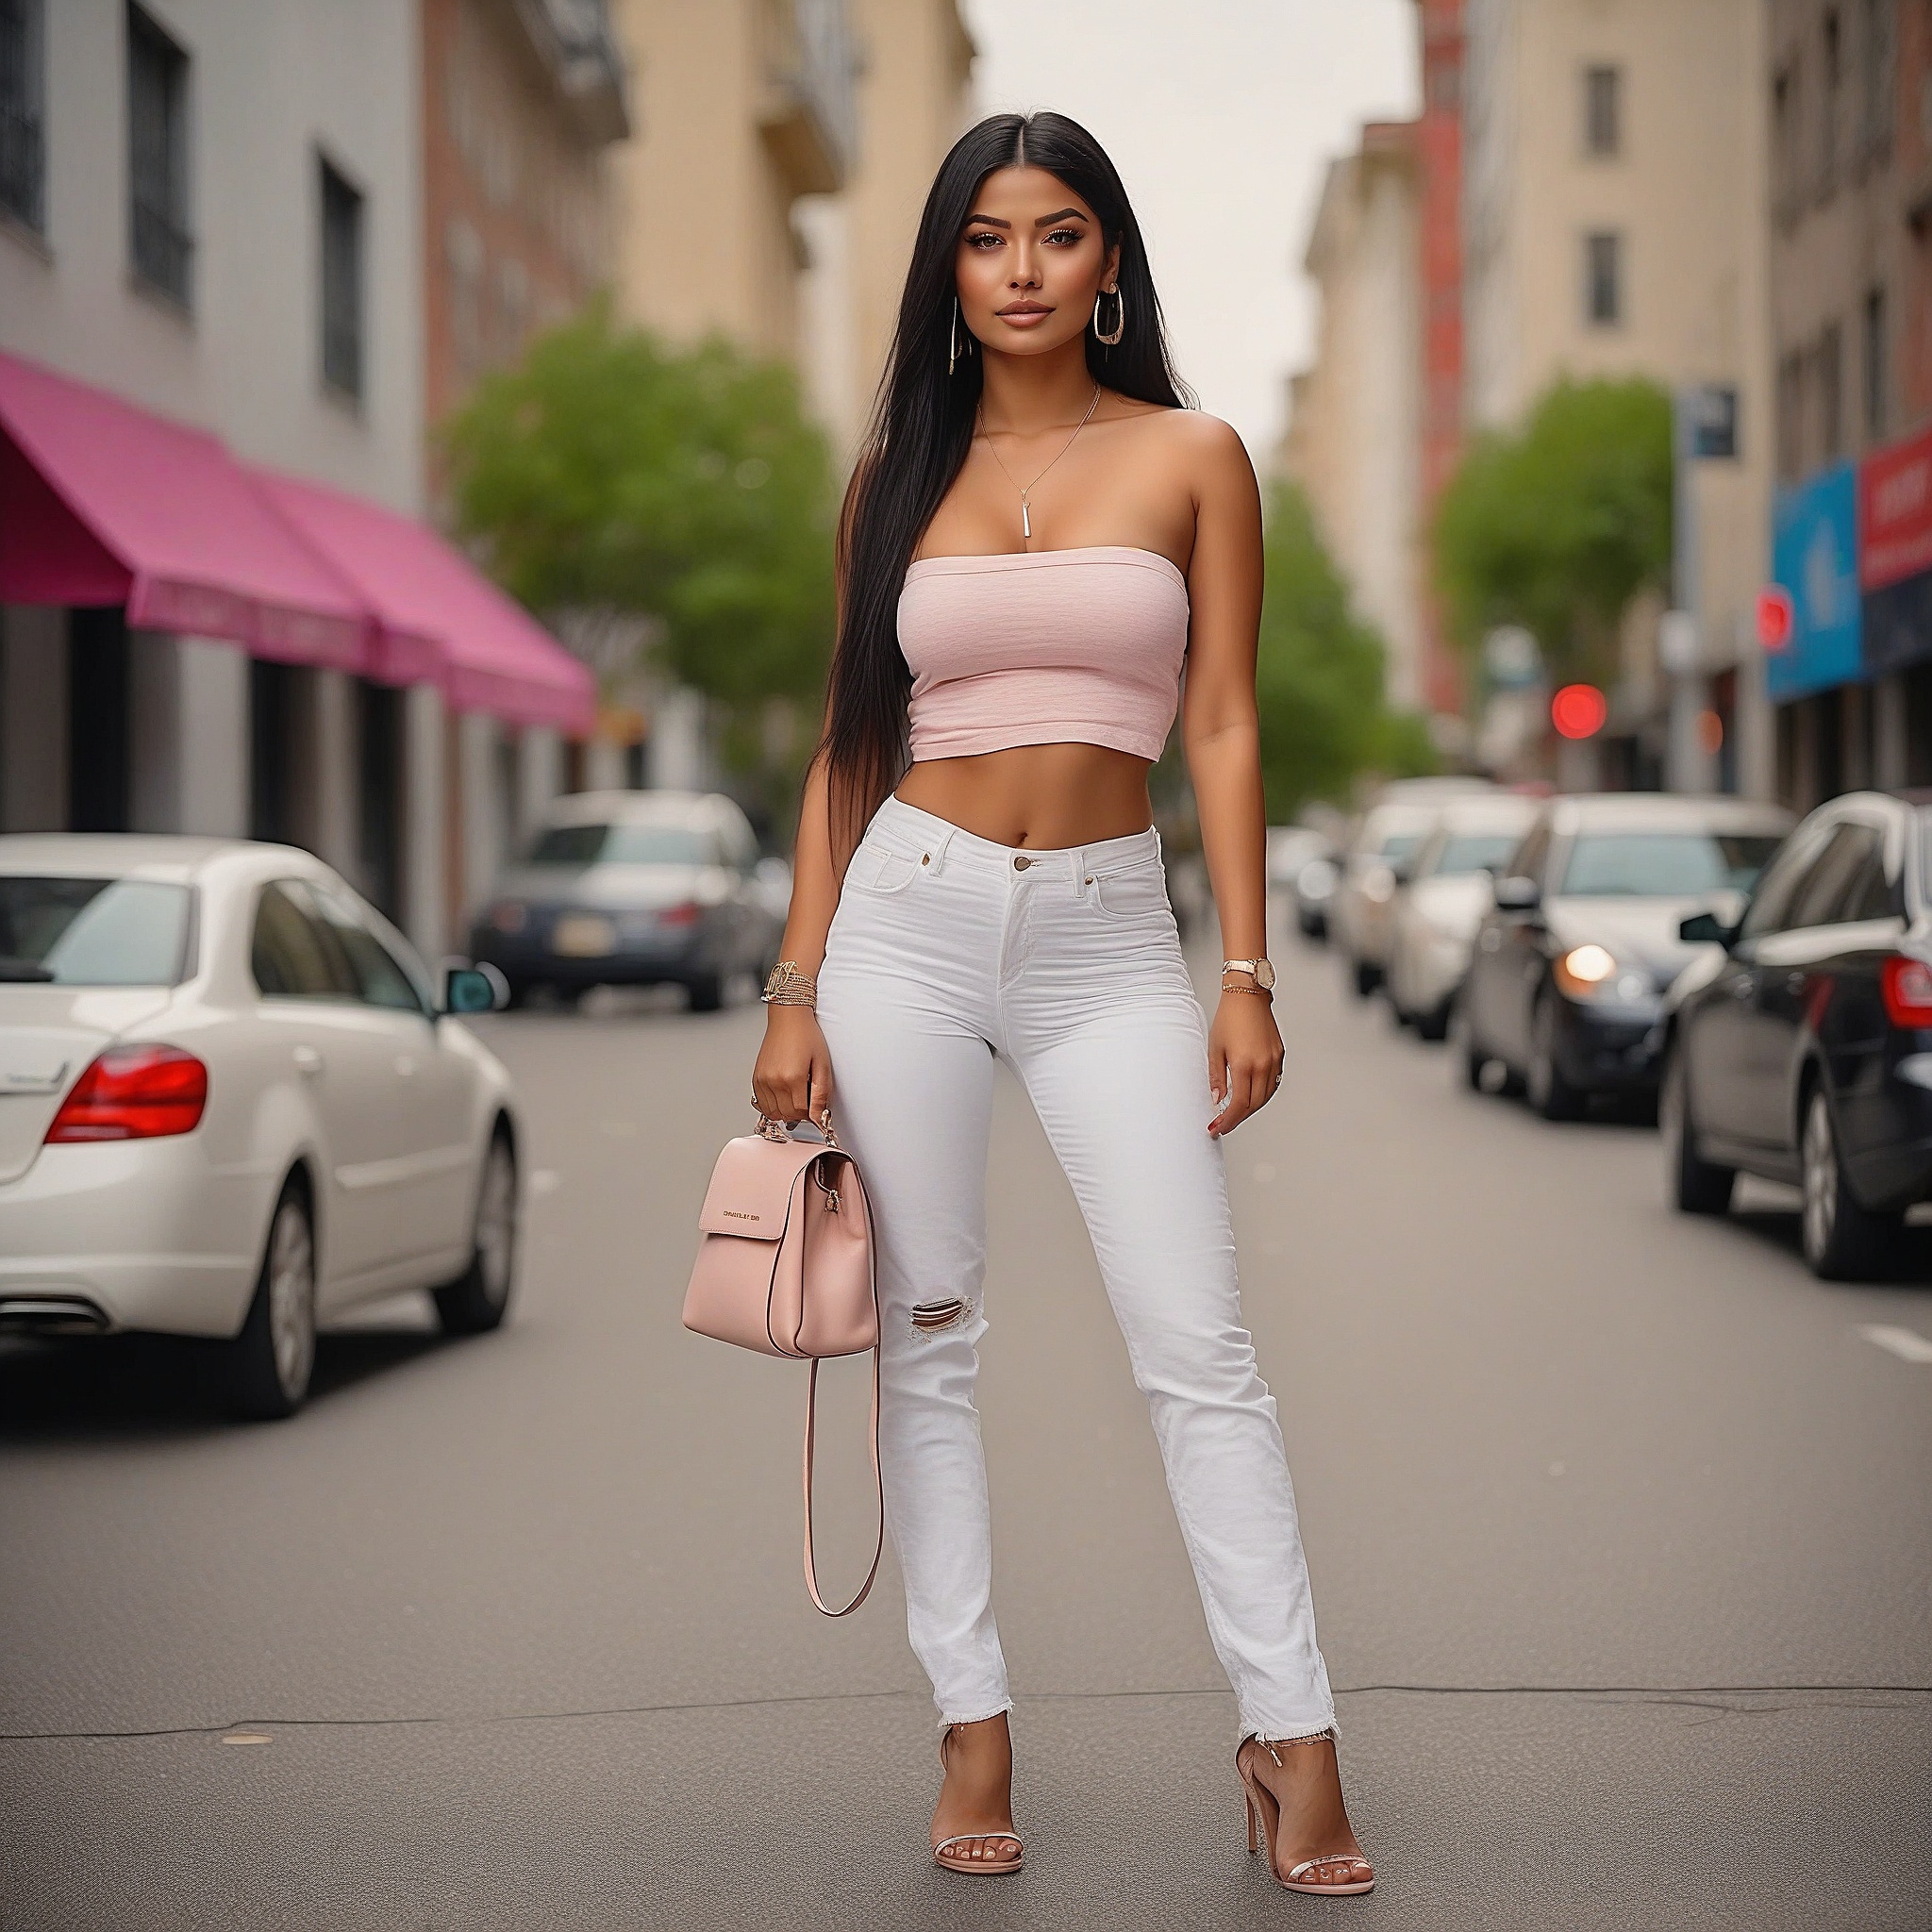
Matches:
[800,1347,883,1617]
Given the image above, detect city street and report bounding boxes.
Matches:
[2,935,1928,1929]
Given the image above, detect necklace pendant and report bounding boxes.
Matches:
[1021,497,1032,540]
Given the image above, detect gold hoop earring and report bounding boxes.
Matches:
[949,297,973,375]
[1092,286,1124,347]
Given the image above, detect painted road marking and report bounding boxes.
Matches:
[1857,1324,1932,1364]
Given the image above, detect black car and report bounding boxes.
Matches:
[1456,794,1791,1119]
[1661,791,1932,1279]
[469,791,788,1010]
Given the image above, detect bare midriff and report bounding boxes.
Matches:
[893,741,1155,848]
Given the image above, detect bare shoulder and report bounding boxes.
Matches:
[1103,402,1252,482]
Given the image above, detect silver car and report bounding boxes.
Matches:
[1385,793,1542,1037]
[470,791,788,1011]
[1334,778,1494,997]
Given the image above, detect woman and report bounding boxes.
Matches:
[751,112,1372,1896]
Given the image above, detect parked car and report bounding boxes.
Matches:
[1292,850,1340,940]
[0,836,519,1418]
[1385,792,1542,1038]
[470,791,787,1011]
[1334,778,1493,995]
[1660,790,1932,1278]
[1267,825,1335,940]
[1456,793,1792,1118]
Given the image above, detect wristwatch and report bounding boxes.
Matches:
[1222,958,1275,991]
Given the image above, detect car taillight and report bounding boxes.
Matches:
[44,1045,208,1142]
[1881,956,1932,1029]
[658,901,701,926]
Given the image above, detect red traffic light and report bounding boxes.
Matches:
[1757,585,1795,652]
[1551,684,1607,741]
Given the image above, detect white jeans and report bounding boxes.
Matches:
[816,796,1337,1742]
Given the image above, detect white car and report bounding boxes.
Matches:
[0,837,520,1418]
[1385,793,1542,1037]
[1334,778,1494,997]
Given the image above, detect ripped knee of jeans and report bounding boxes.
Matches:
[909,1295,973,1338]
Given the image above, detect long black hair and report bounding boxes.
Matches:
[817,111,1194,858]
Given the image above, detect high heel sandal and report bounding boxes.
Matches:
[1237,1733,1374,1896]
[931,1723,1024,1875]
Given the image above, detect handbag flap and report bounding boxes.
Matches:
[696,1131,832,1240]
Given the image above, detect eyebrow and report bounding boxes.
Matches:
[962,207,1092,230]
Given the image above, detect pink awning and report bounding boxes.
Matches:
[0,350,369,669]
[256,470,596,736]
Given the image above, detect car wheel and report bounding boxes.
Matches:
[1447,993,1486,1091]
[225,1179,317,1420]
[435,1131,519,1335]
[1527,993,1587,1121]
[1350,958,1379,999]
[1800,1087,1898,1280]
[685,970,724,1012]
[1661,1043,1733,1215]
[1416,997,1451,1043]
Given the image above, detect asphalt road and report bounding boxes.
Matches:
[3,933,1929,1930]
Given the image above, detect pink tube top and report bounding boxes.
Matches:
[898,546,1189,762]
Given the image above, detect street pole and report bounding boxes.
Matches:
[1665,388,1712,794]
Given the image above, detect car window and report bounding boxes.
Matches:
[1436,833,1526,877]
[309,888,429,1014]
[1739,824,1831,940]
[252,882,353,998]
[1557,831,1782,897]
[0,877,193,986]
[1784,823,1893,930]
[1836,828,1900,923]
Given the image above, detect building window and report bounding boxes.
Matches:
[1820,321,1844,458]
[0,0,45,234]
[319,156,363,400]
[1777,348,1805,482]
[1583,64,1621,157]
[1820,7,1842,195]
[1584,231,1623,325]
[126,2,191,306]
[1773,58,1802,225]
[1864,284,1888,440]
[1860,0,1893,156]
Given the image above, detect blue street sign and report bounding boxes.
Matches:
[1769,462,1862,702]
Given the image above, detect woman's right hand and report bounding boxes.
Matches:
[752,1006,837,1126]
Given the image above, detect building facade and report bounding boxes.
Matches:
[1462,0,1774,797]
[1283,125,1428,714]
[607,0,857,364]
[1765,0,1932,807]
[0,0,594,958]
[420,0,628,933]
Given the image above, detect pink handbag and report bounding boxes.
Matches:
[682,1110,883,1616]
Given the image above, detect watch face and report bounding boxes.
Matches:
[1255,958,1276,991]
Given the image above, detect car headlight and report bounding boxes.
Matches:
[1552,944,1655,1003]
[490,901,527,934]
[1553,943,1618,999]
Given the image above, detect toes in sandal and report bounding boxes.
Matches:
[932,1832,1024,1875]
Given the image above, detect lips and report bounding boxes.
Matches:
[995,302,1053,328]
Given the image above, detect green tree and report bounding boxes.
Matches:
[1431,375,1673,687]
[441,304,837,817]
[1253,480,1434,821]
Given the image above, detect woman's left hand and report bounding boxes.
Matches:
[1208,992,1285,1137]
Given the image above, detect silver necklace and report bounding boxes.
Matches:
[976,386,1103,541]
